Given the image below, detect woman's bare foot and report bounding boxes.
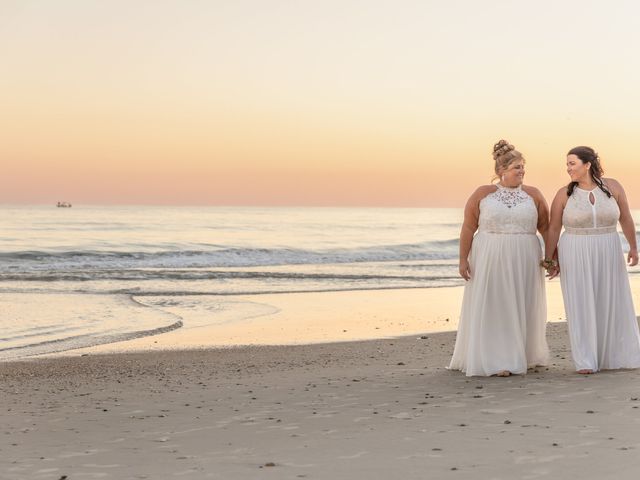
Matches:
[495,370,511,377]
[577,369,594,374]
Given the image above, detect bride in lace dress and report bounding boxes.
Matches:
[544,146,640,374]
[449,140,550,376]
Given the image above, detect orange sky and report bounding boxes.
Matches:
[3,1,640,207]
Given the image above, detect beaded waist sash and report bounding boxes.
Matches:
[478,230,536,235]
[563,226,617,235]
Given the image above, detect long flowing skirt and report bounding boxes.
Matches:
[449,232,549,376]
[558,231,640,371]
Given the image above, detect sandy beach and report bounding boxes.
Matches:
[3,284,640,479]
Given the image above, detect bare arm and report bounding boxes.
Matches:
[524,186,550,241]
[459,188,485,280]
[608,179,638,266]
[545,188,566,278]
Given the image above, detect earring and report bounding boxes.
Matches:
[501,175,505,182]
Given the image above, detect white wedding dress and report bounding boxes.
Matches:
[449,185,549,376]
[559,186,640,371]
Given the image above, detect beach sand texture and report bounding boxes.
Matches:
[3,286,640,479]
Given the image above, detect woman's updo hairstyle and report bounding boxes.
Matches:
[566,146,611,197]
[492,139,524,181]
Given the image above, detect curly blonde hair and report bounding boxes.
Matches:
[492,139,524,181]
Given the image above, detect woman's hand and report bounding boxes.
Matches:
[628,248,638,266]
[459,259,471,281]
[547,264,560,280]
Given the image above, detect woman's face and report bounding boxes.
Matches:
[566,154,591,183]
[501,159,525,186]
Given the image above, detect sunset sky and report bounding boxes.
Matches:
[3,0,640,207]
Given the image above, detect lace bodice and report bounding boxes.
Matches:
[477,185,538,234]
[562,187,619,233]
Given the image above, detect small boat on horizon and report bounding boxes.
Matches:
[56,201,72,208]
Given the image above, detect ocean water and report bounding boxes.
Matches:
[2,205,638,360]
[0,206,463,359]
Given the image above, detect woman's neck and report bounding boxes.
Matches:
[577,177,596,190]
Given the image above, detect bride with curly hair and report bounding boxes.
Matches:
[449,140,550,376]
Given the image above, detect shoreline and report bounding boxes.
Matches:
[15,281,568,361]
[7,272,640,363]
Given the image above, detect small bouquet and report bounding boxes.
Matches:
[540,258,558,270]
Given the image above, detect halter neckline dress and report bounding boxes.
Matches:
[449,184,549,376]
[559,186,640,371]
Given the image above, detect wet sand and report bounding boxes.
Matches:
[3,284,640,479]
[54,281,569,354]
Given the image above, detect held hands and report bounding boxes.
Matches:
[540,258,560,279]
[459,259,471,281]
[628,248,639,267]
[547,264,560,280]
